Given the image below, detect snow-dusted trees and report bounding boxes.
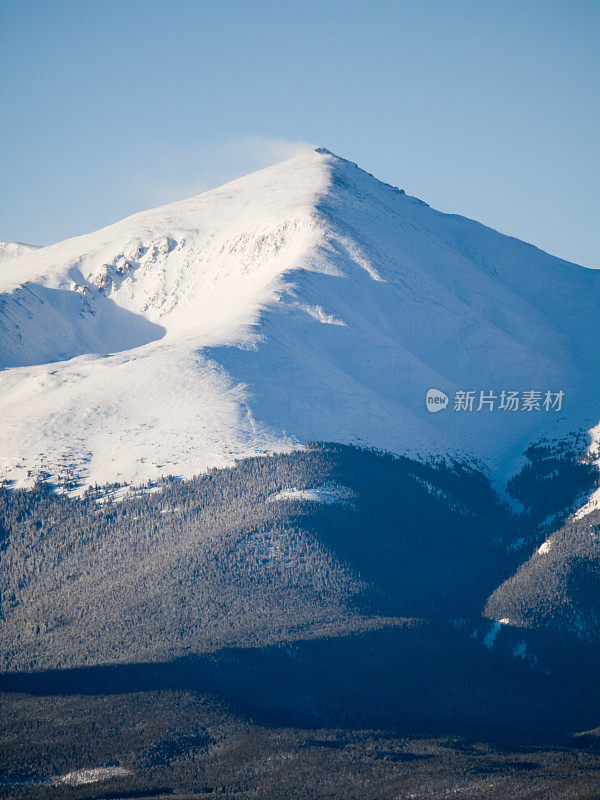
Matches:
[1,441,584,673]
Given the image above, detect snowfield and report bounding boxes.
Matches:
[268,483,355,506]
[1,147,600,492]
[55,767,131,786]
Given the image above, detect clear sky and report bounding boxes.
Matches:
[1,0,598,267]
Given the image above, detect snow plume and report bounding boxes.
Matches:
[137,137,315,206]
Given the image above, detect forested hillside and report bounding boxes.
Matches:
[2,443,600,797]
[0,443,523,671]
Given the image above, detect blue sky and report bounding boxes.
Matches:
[1,0,598,266]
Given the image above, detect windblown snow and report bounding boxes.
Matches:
[2,148,600,492]
[0,241,41,264]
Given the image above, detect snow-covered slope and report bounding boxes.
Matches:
[1,148,599,491]
[0,241,41,264]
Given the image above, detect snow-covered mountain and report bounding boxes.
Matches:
[1,148,599,492]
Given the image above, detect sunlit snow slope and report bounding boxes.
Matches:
[0,241,41,264]
[1,148,600,491]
